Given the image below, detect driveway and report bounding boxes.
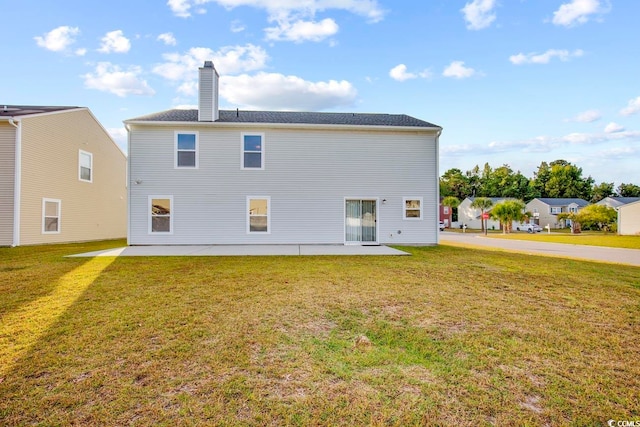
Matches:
[440,232,640,267]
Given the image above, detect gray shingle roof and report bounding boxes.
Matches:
[0,105,80,117]
[126,109,440,129]
[609,197,640,205]
[535,198,590,207]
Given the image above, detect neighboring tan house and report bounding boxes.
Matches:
[0,106,127,246]
[124,61,442,246]
[617,200,640,235]
[596,197,640,209]
[526,198,589,229]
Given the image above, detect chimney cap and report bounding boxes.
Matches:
[203,60,214,68]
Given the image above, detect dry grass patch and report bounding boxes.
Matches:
[1,241,639,425]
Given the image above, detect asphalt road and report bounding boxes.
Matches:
[439,232,640,267]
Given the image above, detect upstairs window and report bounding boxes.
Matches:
[175,132,198,168]
[242,133,264,169]
[42,198,61,234]
[404,197,423,220]
[79,150,93,182]
[550,207,561,214]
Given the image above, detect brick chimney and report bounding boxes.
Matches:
[198,61,219,122]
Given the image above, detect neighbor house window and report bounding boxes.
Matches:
[149,196,173,234]
[79,150,93,182]
[175,132,198,168]
[242,133,264,169]
[404,197,423,220]
[247,197,270,233]
[443,206,449,214]
[550,207,561,214]
[42,198,61,234]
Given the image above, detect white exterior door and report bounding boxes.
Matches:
[345,199,377,244]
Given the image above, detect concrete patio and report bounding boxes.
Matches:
[67,244,410,257]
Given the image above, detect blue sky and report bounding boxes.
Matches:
[2,0,639,186]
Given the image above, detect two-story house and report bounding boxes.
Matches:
[526,198,590,229]
[124,61,442,246]
[0,105,127,246]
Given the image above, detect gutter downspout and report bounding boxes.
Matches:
[8,118,21,247]
[435,128,442,245]
[124,123,131,246]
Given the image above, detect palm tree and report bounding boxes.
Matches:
[470,197,493,235]
[490,200,526,234]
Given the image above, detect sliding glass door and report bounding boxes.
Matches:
[345,199,377,244]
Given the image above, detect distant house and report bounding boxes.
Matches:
[439,198,453,228]
[124,61,442,246]
[526,198,590,229]
[457,197,521,230]
[617,200,640,235]
[596,197,640,209]
[0,106,127,246]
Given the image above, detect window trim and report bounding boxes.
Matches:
[247,196,271,234]
[79,150,93,183]
[241,132,265,170]
[42,198,61,234]
[175,131,199,169]
[148,195,174,235]
[403,197,423,220]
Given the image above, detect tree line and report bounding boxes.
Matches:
[440,159,640,202]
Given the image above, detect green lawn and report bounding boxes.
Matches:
[1,240,639,426]
[486,232,640,249]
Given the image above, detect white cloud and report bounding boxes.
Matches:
[157,32,177,46]
[230,20,246,32]
[389,64,431,82]
[34,26,80,53]
[509,49,584,65]
[98,30,131,54]
[620,96,640,116]
[488,129,640,153]
[153,44,269,83]
[552,0,610,27]
[442,61,476,79]
[83,62,155,97]
[265,18,338,42]
[567,109,601,123]
[168,0,385,22]
[75,48,88,56]
[604,122,624,133]
[221,72,357,110]
[167,0,384,43]
[461,0,497,30]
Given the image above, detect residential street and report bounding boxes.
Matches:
[440,232,640,267]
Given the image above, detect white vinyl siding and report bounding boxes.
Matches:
[403,197,423,220]
[128,126,438,245]
[241,133,264,170]
[247,196,270,234]
[79,150,93,182]
[0,123,16,246]
[175,132,198,168]
[42,198,61,234]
